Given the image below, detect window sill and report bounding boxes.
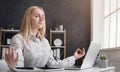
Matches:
[100,47,120,52]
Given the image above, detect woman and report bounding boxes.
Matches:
[5,6,85,69]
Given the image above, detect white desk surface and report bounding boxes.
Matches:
[12,67,115,72]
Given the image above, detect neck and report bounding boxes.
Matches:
[31,28,38,37]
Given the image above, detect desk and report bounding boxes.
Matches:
[11,67,115,72]
[62,67,115,72]
[0,60,115,72]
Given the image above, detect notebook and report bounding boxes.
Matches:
[65,41,101,70]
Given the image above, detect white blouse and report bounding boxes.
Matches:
[11,33,75,68]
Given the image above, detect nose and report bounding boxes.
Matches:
[39,17,42,21]
[39,16,44,22]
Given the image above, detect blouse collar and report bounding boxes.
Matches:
[28,32,42,41]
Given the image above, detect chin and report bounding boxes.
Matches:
[38,26,43,29]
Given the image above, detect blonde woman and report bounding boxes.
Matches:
[5,6,85,70]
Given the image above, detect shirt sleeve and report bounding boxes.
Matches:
[45,39,76,68]
[11,34,24,67]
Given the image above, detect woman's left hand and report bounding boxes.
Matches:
[73,48,85,60]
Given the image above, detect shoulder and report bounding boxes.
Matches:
[12,33,23,42]
[42,37,51,47]
[12,33,22,38]
[11,33,24,50]
[42,37,49,43]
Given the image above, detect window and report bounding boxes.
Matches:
[103,0,120,48]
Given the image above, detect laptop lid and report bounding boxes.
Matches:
[80,41,101,69]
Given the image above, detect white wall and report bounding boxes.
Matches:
[91,0,104,48]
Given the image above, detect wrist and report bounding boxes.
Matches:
[8,65,15,71]
[9,67,14,71]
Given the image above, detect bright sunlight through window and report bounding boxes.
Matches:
[104,0,120,48]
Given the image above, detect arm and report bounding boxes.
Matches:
[5,34,24,69]
[46,39,85,68]
[47,49,75,68]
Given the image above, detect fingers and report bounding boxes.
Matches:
[82,48,85,52]
[9,48,12,61]
[12,48,16,62]
[74,48,86,60]
[11,48,13,61]
[82,48,85,54]
[76,48,82,53]
[5,49,9,62]
[80,48,85,57]
[76,48,81,54]
[76,48,81,52]
[15,52,19,63]
[5,47,18,68]
[77,48,85,55]
[79,48,85,52]
[8,47,11,57]
[5,47,17,62]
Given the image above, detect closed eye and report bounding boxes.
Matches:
[35,15,40,18]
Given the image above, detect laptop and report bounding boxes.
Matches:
[65,41,101,70]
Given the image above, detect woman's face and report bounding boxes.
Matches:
[30,8,45,30]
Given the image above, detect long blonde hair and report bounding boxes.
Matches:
[19,6,46,44]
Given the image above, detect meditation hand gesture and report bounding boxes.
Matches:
[5,47,19,69]
[74,48,85,60]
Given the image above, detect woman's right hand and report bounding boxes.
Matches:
[5,47,19,69]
